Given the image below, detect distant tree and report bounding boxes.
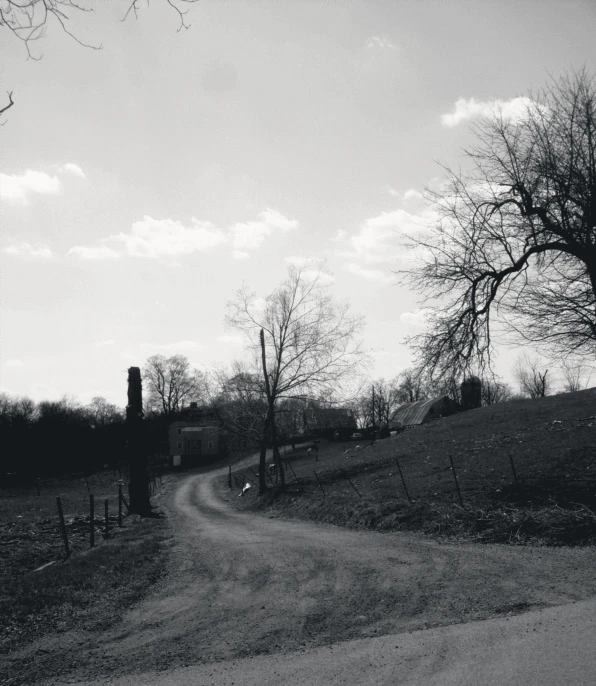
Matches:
[227,264,367,490]
[481,377,513,405]
[514,354,551,398]
[393,368,429,404]
[142,354,205,416]
[401,70,596,380]
[210,363,270,492]
[86,396,122,427]
[559,360,592,393]
[354,379,403,429]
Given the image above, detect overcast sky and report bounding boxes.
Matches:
[1,1,595,405]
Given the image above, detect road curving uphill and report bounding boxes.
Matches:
[35,457,596,685]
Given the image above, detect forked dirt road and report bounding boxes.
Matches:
[40,458,596,685]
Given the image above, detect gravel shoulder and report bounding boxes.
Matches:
[22,456,596,684]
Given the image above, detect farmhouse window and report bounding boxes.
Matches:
[177,441,182,449]
[207,441,214,449]
[177,428,182,435]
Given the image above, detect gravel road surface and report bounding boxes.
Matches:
[33,458,596,685]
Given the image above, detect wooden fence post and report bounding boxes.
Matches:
[56,496,70,557]
[509,454,519,485]
[118,486,123,527]
[104,499,109,538]
[395,457,412,503]
[228,465,232,489]
[342,470,362,498]
[448,455,464,507]
[313,470,325,497]
[288,462,303,492]
[89,494,95,548]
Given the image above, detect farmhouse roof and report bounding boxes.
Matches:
[307,406,357,429]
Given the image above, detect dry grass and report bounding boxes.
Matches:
[0,470,172,657]
[226,388,596,546]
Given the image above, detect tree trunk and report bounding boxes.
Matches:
[126,367,152,516]
[258,438,267,495]
[258,417,270,495]
[269,406,286,490]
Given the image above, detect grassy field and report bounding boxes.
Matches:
[224,388,596,546]
[0,470,172,655]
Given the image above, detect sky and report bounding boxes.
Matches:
[1,0,595,406]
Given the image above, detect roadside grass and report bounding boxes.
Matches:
[222,388,596,546]
[0,470,172,655]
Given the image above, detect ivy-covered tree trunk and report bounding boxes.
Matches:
[126,367,152,516]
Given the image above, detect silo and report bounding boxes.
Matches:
[461,376,482,410]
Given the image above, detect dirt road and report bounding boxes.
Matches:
[35,459,596,684]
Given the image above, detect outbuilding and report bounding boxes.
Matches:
[169,421,220,467]
[389,396,461,429]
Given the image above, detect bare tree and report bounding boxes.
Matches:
[86,396,122,427]
[481,377,513,405]
[354,378,403,430]
[401,70,596,380]
[0,0,198,56]
[560,360,592,393]
[227,264,368,490]
[0,0,199,114]
[393,368,427,404]
[142,354,204,416]
[514,354,551,399]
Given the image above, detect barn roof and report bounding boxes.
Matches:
[389,396,458,427]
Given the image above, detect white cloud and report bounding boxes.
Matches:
[400,309,432,328]
[139,340,204,355]
[342,208,433,264]
[404,189,424,201]
[217,335,243,346]
[3,359,24,368]
[440,96,534,128]
[68,245,120,260]
[60,163,86,179]
[285,255,309,266]
[3,242,53,258]
[230,208,297,251]
[114,216,227,258]
[303,269,335,284]
[1,170,61,205]
[343,262,393,284]
[95,340,116,348]
[70,208,298,261]
[365,36,397,50]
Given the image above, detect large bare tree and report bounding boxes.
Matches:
[227,264,367,490]
[0,0,198,55]
[402,70,596,379]
[0,0,198,115]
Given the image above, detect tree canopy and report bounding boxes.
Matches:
[402,70,596,379]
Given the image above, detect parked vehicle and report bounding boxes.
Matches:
[350,432,363,440]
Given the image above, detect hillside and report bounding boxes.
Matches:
[221,388,596,545]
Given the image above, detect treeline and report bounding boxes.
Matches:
[0,395,127,481]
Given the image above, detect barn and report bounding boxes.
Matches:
[389,396,461,429]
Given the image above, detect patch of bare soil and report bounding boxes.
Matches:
[18,458,596,686]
